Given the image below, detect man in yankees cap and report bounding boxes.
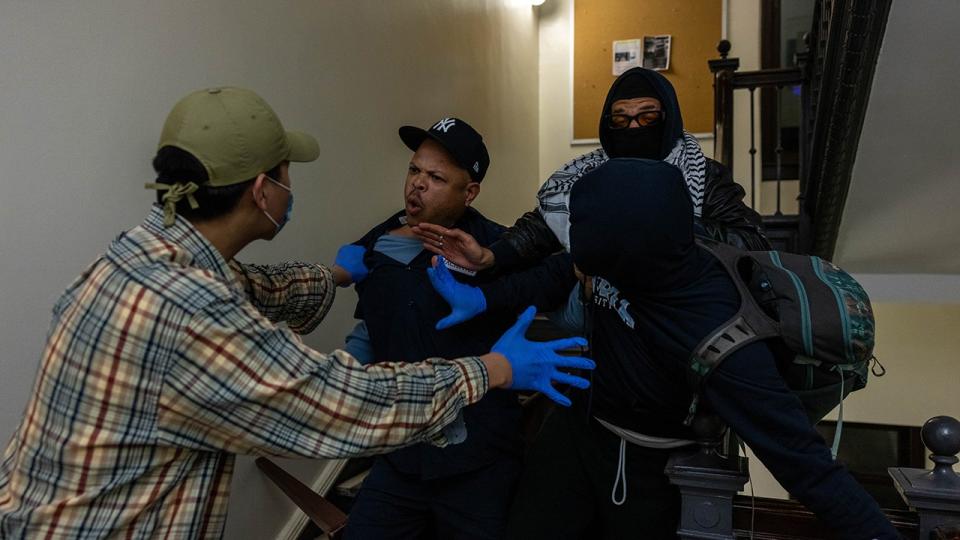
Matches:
[338,117,581,539]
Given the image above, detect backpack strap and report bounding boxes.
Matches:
[690,315,765,374]
[831,365,846,459]
[683,241,780,425]
[690,241,780,374]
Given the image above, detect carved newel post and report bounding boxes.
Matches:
[665,414,749,539]
[889,415,960,539]
[708,40,740,170]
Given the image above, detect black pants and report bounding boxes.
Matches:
[703,342,900,540]
[343,456,521,540]
[504,405,680,540]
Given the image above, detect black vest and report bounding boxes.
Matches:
[353,209,522,479]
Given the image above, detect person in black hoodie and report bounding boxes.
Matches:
[503,158,898,539]
[411,66,768,275]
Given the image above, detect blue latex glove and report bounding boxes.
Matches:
[427,256,487,330]
[334,244,369,284]
[493,306,594,407]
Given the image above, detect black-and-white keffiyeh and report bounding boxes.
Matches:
[536,131,706,251]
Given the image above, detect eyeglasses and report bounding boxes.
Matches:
[604,110,664,129]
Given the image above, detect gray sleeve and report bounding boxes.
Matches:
[343,320,375,364]
[545,282,585,335]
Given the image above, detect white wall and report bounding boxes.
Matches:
[0,1,540,538]
[836,0,960,274]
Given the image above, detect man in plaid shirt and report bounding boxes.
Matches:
[0,87,593,539]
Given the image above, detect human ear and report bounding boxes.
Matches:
[251,175,269,211]
[464,182,480,206]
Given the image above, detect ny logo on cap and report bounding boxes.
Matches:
[433,118,456,133]
[473,162,480,173]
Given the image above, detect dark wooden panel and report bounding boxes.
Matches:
[732,495,918,539]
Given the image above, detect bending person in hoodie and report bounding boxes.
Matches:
[502,158,898,540]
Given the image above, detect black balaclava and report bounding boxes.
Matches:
[599,68,684,160]
[569,158,702,298]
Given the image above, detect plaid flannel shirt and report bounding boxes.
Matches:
[0,205,488,539]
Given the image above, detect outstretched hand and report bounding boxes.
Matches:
[426,257,487,329]
[333,244,369,286]
[493,306,593,407]
[412,223,494,271]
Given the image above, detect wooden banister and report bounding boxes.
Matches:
[732,496,918,539]
[255,457,348,538]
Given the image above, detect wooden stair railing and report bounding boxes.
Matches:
[675,414,960,539]
[255,457,348,539]
[710,0,893,258]
[708,41,806,254]
[731,496,919,539]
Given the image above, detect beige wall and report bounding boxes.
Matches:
[758,180,800,215]
[538,0,600,180]
[728,0,762,209]
[745,301,960,499]
[0,1,539,538]
[829,302,960,426]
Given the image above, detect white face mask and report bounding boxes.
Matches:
[263,176,293,234]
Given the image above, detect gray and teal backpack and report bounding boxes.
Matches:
[686,239,883,457]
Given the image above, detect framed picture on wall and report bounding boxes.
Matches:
[643,35,672,71]
[612,39,641,75]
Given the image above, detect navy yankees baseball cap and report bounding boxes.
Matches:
[399,117,490,182]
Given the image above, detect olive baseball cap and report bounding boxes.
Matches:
[158,86,320,187]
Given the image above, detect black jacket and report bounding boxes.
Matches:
[489,157,769,270]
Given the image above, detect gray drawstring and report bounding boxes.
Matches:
[831,367,845,460]
[611,437,627,506]
[594,418,697,507]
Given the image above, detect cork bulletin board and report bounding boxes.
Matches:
[574,0,722,140]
